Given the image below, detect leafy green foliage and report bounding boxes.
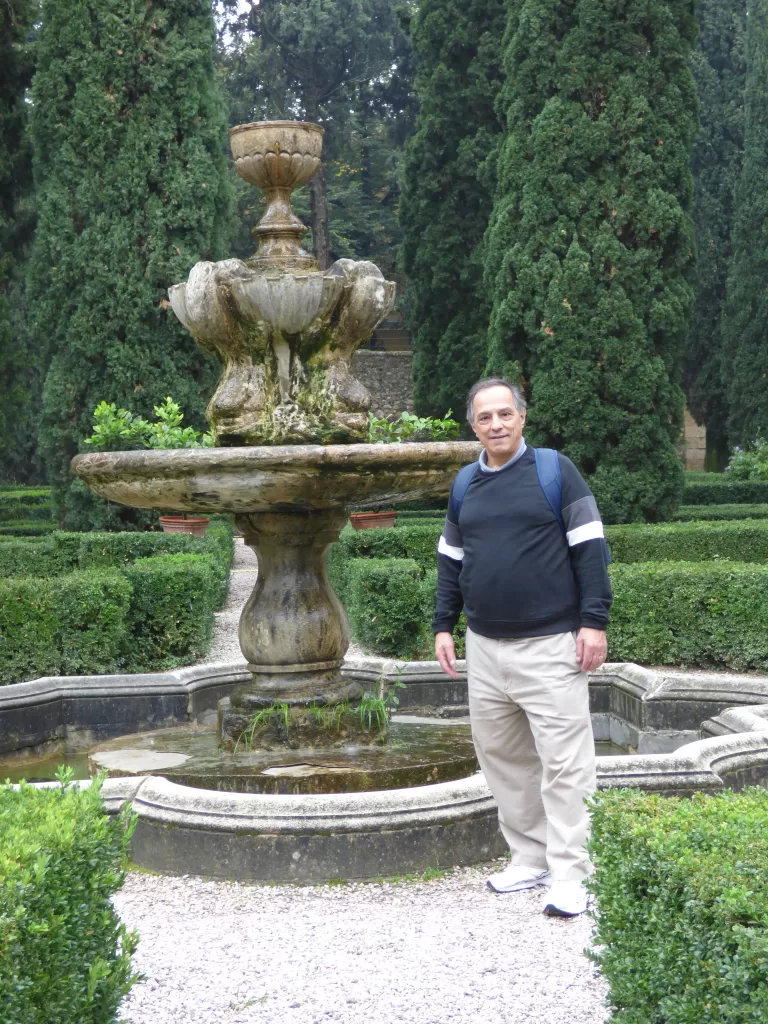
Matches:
[673,503,768,521]
[724,0,768,445]
[120,554,215,671]
[367,410,460,443]
[683,0,746,453]
[683,480,768,504]
[346,557,432,658]
[0,570,132,684]
[725,438,768,480]
[84,397,214,452]
[27,0,232,523]
[399,0,505,423]
[608,560,768,670]
[589,788,768,1024]
[0,776,140,1024]
[607,519,768,563]
[485,0,698,523]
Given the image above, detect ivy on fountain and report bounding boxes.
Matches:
[27,0,233,526]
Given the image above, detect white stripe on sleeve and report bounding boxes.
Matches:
[566,521,604,547]
[438,535,464,561]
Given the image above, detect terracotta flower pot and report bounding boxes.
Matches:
[348,511,398,531]
[159,515,210,538]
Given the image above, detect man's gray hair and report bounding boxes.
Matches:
[466,378,527,423]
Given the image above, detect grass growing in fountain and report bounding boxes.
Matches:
[233,682,405,753]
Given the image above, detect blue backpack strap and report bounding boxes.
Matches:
[449,461,480,523]
[533,447,565,536]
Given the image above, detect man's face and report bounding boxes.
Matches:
[471,385,526,468]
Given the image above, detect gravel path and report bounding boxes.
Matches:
[203,538,366,664]
[115,866,608,1024]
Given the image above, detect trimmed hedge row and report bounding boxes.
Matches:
[673,503,768,521]
[589,788,768,1024]
[0,521,234,609]
[331,540,768,669]
[0,554,218,684]
[0,777,139,1023]
[607,519,768,564]
[683,480,768,505]
[334,518,768,577]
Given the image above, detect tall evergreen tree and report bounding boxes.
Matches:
[723,0,768,445]
[28,0,232,524]
[684,0,746,462]
[485,0,698,523]
[0,0,39,482]
[399,0,505,422]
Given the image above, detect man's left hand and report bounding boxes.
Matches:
[575,627,607,673]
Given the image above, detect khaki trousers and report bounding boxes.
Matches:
[466,628,596,882]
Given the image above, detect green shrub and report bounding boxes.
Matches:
[120,554,215,671]
[0,776,139,1024]
[673,504,768,521]
[606,519,768,563]
[589,788,768,1024]
[0,541,56,579]
[608,561,768,670]
[0,520,57,537]
[347,558,432,659]
[683,470,722,485]
[683,480,768,504]
[393,510,445,520]
[337,522,442,575]
[0,571,132,684]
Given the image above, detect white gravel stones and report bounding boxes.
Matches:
[114,865,608,1024]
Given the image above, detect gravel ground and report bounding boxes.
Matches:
[115,865,608,1024]
[203,538,366,664]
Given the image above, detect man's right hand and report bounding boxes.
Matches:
[435,631,460,679]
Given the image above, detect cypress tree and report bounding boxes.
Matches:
[28,0,232,524]
[485,0,698,523]
[0,0,39,482]
[684,0,746,462]
[399,0,505,422]
[724,0,768,445]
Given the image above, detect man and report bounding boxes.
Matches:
[433,378,612,917]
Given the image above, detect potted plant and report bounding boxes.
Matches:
[83,397,215,536]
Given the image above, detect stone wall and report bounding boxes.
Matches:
[351,350,415,418]
[684,408,706,470]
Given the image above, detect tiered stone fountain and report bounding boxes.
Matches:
[73,121,478,757]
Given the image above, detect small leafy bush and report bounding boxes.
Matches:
[0,540,54,578]
[673,503,768,521]
[0,571,132,684]
[725,438,768,481]
[346,558,432,659]
[0,774,140,1024]
[120,554,215,671]
[84,396,214,451]
[368,409,460,443]
[589,788,768,1024]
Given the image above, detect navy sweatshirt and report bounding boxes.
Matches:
[432,443,612,639]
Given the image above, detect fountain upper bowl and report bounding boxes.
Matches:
[71,442,481,514]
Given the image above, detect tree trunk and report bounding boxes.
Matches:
[309,164,331,270]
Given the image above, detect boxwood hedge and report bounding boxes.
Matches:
[683,480,768,505]
[0,777,139,1024]
[673,503,768,521]
[607,519,768,564]
[589,788,768,1024]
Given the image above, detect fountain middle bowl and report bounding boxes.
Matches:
[71,441,481,513]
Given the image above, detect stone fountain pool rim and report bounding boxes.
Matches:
[5,658,768,881]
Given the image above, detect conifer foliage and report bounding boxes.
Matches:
[684,0,746,457]
[724,0,768,445]
[399,0,505,422]
[485,0,698,523]
[28,0,232,524]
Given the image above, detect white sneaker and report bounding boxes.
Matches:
[543,879,590,917]
[486,864,551,893]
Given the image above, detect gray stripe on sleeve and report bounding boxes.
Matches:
[442,518,462,548]
[562,495,602,532]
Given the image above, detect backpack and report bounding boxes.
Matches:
[448,447,612,563]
